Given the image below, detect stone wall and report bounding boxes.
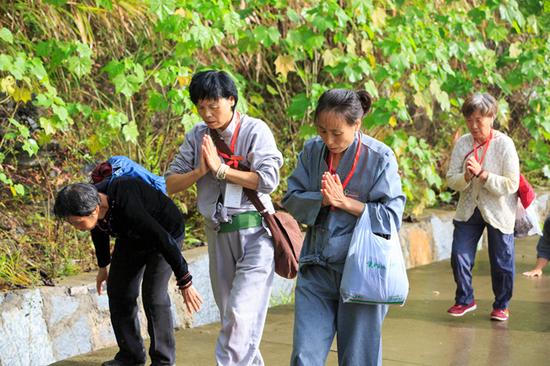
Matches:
[400,190,550,269]
[1,191,548,365]
[0,247,295,366]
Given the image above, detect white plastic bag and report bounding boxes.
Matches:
[515,198,542,238]
[340,208,409,305]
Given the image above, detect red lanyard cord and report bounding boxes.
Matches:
[216,112,243,167]
[473,129,493,166]
[328,132,362,190]
[461,129,494,164]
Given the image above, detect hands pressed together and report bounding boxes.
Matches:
[464,157,487,182]
[201,134,222,175]
[321,172,347,209]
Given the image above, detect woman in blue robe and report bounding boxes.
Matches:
[283,89,405,366]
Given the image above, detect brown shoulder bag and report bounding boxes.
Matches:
[210,129,303,279]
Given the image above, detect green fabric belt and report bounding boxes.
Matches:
[219,211,262,233]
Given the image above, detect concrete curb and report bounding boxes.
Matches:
[0,246,296,366]
[1,191,548,365]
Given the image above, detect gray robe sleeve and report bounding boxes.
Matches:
[282,144,323,226]
[247,121,283,194]
[365,150,406,235]
[166,129,197,176]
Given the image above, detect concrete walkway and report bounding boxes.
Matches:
[52,236,550,365]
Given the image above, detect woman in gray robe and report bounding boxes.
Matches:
[283,89,405,366]
[165,70,283,366]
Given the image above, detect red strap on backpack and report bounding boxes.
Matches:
[518,174,535,209]
[91,162,113,183]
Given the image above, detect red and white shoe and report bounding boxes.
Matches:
[490,308,509,321]
[447,301,477,317]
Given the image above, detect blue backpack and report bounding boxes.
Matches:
[91,156,167,195]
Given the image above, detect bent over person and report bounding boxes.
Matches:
[54,177,203,366]
[446,93,519,321]
[165,70,283,366]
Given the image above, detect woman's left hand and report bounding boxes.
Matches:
[321,172,347,209]
[202,134,222,174]
[523,268,543,277]
[181,285,204,314]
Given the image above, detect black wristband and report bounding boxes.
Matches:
[475,170,483,178]
[176,272,193,288]
[179,281,192,290]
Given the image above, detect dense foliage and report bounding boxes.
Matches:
[0,0,548,288]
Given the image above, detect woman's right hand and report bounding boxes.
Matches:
[96,267,109,295]
[196,152,209,178]
[181,285,204,314]
[202,135,222,174]
[321,172,331,206]
[523,268,543,277]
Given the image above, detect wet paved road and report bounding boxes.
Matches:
[53,236,550,365]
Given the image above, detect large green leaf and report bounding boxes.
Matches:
[0,54,13,71]
[122,121,139,144]
[67,56,92,78]
[0,28,13,44]
[287,93,311,120]
[149,0,176,21]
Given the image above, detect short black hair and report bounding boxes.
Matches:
[188,70,238,110]
[54,183,100,218]
[314,89,372,126]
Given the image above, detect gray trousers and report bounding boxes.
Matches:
[291,265,388,366]
[206,225,275,366]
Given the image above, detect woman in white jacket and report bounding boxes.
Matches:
[446,93,519,321]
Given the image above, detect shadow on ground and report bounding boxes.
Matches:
[53,236,550,366]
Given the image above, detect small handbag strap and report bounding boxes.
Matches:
[209,128,269,215]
